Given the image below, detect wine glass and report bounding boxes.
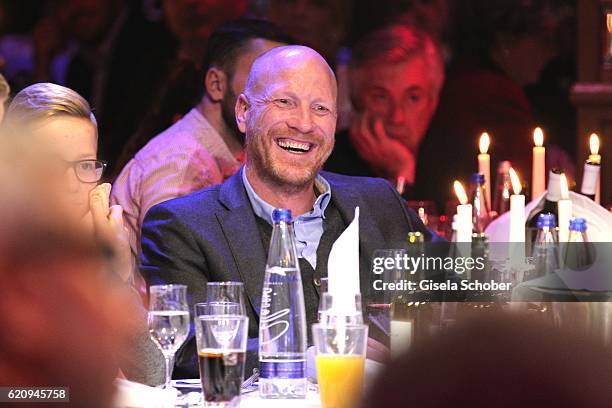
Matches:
[148,284,190,389]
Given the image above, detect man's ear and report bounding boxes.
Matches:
[235,93,249,134]
[204,67,227,103]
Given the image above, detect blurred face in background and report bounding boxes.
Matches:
[495,33,557,86]
[401,0,450,40]
[28,116,98,217]
[58,0,123,45]
[353,54,441,154]
[267,0,348,61]
[164,0,247,48]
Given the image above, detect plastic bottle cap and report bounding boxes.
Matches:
[569,217,587,233]
[536,213,557,229]
[471,173,485,184]
[272,208,292,223]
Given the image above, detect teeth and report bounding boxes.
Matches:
[277,139,310,152]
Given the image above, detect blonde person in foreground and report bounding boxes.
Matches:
[0,82,164,386]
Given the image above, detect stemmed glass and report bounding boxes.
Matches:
[148,284,190,389]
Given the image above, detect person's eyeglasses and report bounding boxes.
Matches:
[65,159,107,183]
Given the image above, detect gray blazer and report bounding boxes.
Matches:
[140,169,435,378]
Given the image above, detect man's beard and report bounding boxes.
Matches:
[221,87,244,144]
[245,127,333,193]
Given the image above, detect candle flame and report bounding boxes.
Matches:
[509,167,522,195]
[479,132,490,154]
[590,133,600,155]
[607,12,612,33]
[533,127,544,147]
[454,180,468,205]
[560,173,569,200]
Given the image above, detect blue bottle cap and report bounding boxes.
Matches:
[569,217,587,233]
[471,173,485,185]
[272,208,292,223]
[536,213,557,229]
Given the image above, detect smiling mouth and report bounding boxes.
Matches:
[275,138,313,154]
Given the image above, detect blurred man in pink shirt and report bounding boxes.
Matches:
[111,19,291,269]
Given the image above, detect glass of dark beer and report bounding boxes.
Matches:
[195,304,248,407]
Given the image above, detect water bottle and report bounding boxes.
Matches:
[531,213,560,280]
[259,208,307,399]
[564,218,595,270]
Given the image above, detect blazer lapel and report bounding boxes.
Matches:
[324,173,386,293]
[215,170,267,317]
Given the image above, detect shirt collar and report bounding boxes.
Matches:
[241,166,332,225]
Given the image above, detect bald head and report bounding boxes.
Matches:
[245,45,337,101]
[235,45,338,193]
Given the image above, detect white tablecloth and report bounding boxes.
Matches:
[114,359,383,407]
[240,388,321,408]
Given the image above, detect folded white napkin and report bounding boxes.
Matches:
[327,207,361,316]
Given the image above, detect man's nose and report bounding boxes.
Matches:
[286,105,315,134]
[389,103,406,126]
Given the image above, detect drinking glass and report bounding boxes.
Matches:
[313,324,368,408]
[148,284,190,389]
[206,282,247,315]
[195,302,243,318]
[195,306,249,407]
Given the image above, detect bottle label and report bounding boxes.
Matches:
[259,360,305,379]
[259,307,290,344]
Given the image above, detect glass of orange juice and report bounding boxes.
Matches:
[312,323,368,408]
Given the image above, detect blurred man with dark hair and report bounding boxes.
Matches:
[325,24,444,196]
[112,19,292,270]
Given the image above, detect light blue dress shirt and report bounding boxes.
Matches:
[242,166,331,269]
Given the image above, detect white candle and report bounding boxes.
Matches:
[532,127,546,200]
[454,181,473,243]
[589,133,601,203]
[508,168,525,268]
[478,132,491,208]
[557,173,572,242]
[508,168,525,243]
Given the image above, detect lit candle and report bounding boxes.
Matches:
[557,173,572,242]
[478,132,491,208]
[454,180,472,243]
[532,127,546,200]
[509,168,526,268]
[509,168,525,243]
[589,133,601,164]
[589,133,601,204]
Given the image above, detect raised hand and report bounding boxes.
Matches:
[89,183,133,282]
[350,112,416,184]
